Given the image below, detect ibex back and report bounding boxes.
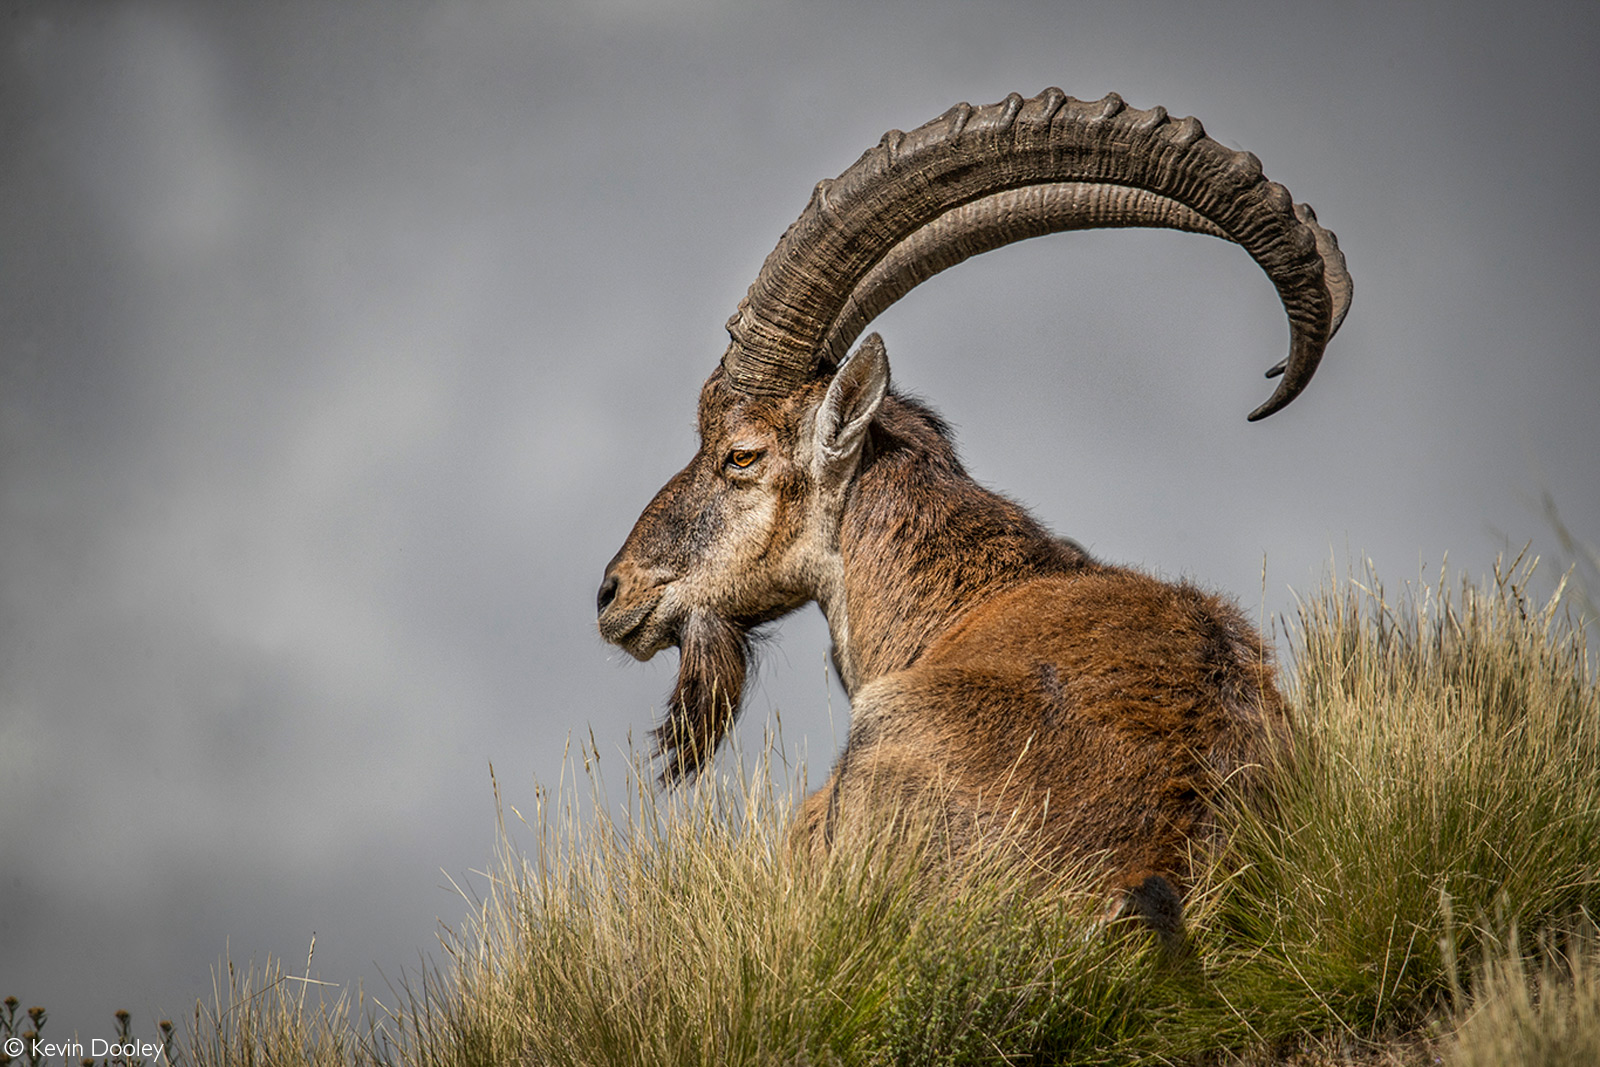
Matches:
[596,90,1350,917]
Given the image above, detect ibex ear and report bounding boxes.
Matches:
[813,333,889,487]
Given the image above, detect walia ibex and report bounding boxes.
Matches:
[597,89,1350,918]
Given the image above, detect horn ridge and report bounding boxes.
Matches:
[722,89,1350,418]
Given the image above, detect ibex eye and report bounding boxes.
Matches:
[727,449,762,470]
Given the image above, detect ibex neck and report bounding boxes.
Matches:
[825,397,1090,692]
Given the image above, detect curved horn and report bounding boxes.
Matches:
[721,89,1351,421]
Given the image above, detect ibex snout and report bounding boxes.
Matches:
[595,552,677,660]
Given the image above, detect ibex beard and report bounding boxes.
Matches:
[655,611,751,784]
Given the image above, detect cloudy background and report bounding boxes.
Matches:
[3,0,1597,1039]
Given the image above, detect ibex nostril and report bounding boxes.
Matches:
[596,573,620,616]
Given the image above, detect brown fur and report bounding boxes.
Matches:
[805,568,1282,890]
[599,370,1287,912]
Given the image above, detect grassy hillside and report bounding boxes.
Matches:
[6,558,1597,1065]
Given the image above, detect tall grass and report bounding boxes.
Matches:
[1542,491,1600,631]
[8,559,1598,1064]
[183,945,372,1067]
[1178,554,1600,1055]
[407,555,1599,1064]
[1446,919,1600,1067]
[410,743,1161,1067]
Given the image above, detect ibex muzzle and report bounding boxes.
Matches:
[597,90,1349,908]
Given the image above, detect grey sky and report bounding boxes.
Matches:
[3,0,1597,1039]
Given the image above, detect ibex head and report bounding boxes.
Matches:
[598,90,1350,786]
[597,339,890,779]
